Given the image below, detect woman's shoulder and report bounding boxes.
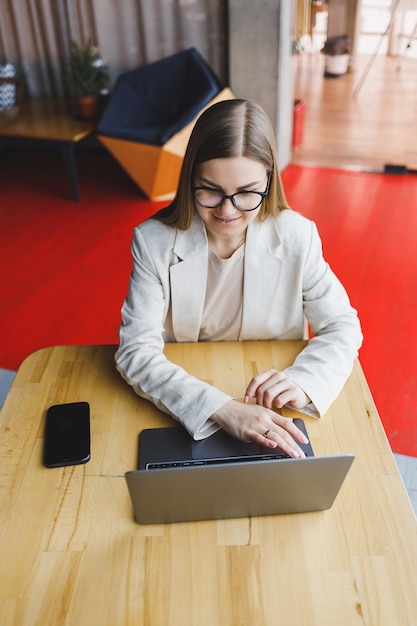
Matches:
[277,208,314,229]
[260,209,317,240]
[250,209,319,255]
[135,215,175,236]
[135,213,204,237]
[133,213,206,257]
[132,216,180,250]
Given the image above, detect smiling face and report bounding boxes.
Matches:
[193,156,269,247]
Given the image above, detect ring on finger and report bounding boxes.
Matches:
[264,429,270,438]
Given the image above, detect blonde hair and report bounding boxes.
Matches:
[154,99,289,230]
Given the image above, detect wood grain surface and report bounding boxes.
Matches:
[0,341,416,625]
[0,98,95,141]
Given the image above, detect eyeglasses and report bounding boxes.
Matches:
[192,174,271,212]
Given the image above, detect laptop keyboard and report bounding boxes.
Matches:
[146,452,296,470]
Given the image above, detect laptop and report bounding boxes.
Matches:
[125,419,354,524]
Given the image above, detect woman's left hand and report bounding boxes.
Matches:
[244,369,310,411]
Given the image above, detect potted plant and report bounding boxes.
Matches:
[68,38,108,119]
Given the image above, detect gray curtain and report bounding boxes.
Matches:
[0,0,228,98]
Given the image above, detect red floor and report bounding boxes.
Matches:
[1,149,416,455]
[282,165,417,456]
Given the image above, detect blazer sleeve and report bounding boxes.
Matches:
[114,224,232,439]
[282,220,363,417]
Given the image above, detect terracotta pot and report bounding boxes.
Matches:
[76,96,99,119]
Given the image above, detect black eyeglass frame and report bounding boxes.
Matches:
[192,174,271,212]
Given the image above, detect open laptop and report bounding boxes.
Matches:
[125,419,354,524]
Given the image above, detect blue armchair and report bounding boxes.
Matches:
[97,48,234,201]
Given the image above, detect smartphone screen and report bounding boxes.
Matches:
[43,401,91,468]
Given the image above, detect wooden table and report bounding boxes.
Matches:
[1,342,416,625]
[0,98,95,200]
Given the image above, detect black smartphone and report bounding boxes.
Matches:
[43,401,91,468]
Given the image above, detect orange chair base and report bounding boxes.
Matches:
[98,137,183,201]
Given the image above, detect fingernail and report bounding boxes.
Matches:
[244,395,249,404]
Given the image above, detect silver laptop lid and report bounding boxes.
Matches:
[125,454,354,524]
[125,422,354,524]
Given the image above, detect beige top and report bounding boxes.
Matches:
[199,245,245,341]
[199,244,321,415]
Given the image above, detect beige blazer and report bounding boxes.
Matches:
[115,210,362,439]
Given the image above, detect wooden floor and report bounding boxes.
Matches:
[292,52,417,172]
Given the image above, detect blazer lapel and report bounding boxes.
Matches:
[169,214,285,342]
[170,217,208,342]
[240,218,285,340]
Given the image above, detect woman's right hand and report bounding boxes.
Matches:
[210,399,309,458]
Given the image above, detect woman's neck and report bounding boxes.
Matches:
[207,231,247,259]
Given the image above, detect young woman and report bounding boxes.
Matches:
[115,99,362,458]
